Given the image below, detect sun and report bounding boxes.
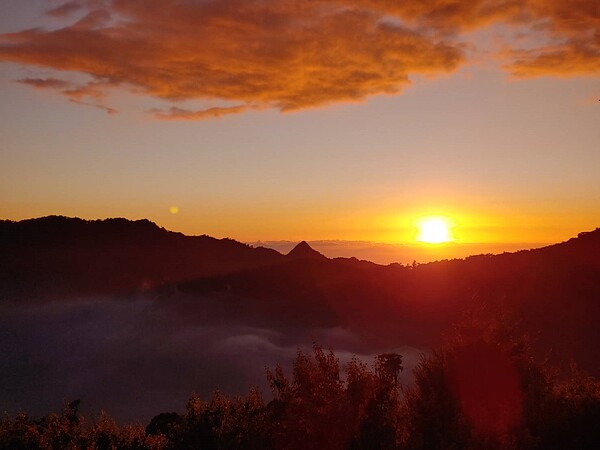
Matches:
[416,217,452,244]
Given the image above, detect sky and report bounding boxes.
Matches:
[0,0,598,256]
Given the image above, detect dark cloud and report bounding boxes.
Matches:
[0,0,597,120]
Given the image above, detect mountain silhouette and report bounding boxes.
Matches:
[287,241,327,260]
[178,228,600,376]
[1,216,599,376]
[0,216,283,300]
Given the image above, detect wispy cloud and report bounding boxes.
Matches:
[15,76,117,114]
[45,1,82,18]
[1,0,597,120]
[69,98,117,114]
[508,41,600,77]
[17,77,72,89]
[153,105,251,120]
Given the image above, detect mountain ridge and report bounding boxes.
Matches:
[4,215,598,265]
[0,215,284,300]
[1,216,599,376]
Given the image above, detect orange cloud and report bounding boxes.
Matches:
[509,41,600,77]
[0,0,597,120]
[0,0,463,118]
[506,0,600,76]
[341,1,599,76]
[331,0,526,31]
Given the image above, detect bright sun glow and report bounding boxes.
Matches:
[416,217,452,244]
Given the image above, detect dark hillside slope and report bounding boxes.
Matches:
[180,230,600,374]
[0,216,283,300]
[1,216,598,374]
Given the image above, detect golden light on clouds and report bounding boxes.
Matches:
[0,0,597,119]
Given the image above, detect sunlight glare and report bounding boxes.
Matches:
[416,217,452,244]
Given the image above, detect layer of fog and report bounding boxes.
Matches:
[0,296,422,423]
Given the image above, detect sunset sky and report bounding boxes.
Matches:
[1,1,598,254]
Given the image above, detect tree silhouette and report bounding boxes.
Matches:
[1,328,600,449]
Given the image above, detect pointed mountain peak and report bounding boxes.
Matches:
[287,241,327,260]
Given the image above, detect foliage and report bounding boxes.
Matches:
[0,403,165,450]
[2,330,599,449]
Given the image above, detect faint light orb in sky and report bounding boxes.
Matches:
[169,206,179,214]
